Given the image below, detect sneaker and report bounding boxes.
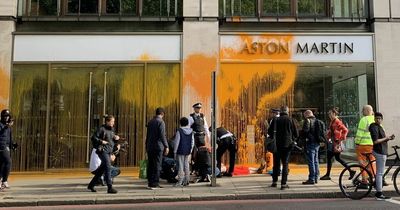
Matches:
[1,182,9,188]
[375,193,391,201]
[174,182,183,187]
[87,185,97,192]
[348,170,356,180]
[205,175,211,182]
[281,184,289,190]
[320,175,331,180]
[223,173,233,177]
[302,180,315,185]
[270,182,277,187]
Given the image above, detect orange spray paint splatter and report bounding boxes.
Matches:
[0,68,10,110]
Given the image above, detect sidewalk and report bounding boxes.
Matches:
[0,165,398,207]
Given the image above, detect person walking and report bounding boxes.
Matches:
[320,107,351,180]
[88,115,119,194]
[0,109,18,189]
[369,112,395,200]
[268,106,298,190]
[146,107,169,189]
[302,110,321,185]
[173,117,194,187]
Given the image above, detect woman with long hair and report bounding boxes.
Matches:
[320,107,351,180]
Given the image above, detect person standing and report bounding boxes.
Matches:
[146,107,169,189]
[261,109,279,175]
[189,102,211,182]
[355,105,375,187]
[320,107,351,180]
[213,126,236,177]
[0,109,18,189]
[369,112,395,200]
[301,110,321,185]
[88,115,119,194]
[268,106,298,190]
[173,117,194,187]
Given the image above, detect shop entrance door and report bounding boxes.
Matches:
[47,64,145,169]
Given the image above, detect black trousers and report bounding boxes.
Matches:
[147,150,163,187]
[217,136,236,174]
[325,150,347,176]
[0,148,11,182]
[272,147,292,185]
[89,151,113,189]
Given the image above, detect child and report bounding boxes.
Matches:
[173,117,194,187]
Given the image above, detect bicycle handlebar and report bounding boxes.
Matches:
[392,145,400,150]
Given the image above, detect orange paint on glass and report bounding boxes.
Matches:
[0,68,10,110]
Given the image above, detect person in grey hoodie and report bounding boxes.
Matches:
[173,117,194,187]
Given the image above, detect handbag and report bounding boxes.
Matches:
[333,140,344,153]
[264,118,277,153]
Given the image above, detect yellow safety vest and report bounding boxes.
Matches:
[354,115,375,145]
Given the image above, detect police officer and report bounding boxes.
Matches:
[0,109,18,189]
[189,103,211,182]
[210,126,236,177]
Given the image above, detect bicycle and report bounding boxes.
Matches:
[339,145,400,200]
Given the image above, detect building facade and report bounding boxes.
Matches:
[0,0,399,171]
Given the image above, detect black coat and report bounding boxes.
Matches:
[268,113,298,149]
[146,116,168,153]
[91,124,116,154]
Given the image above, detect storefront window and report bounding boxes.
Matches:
[11,63,181,171]
[11,64,48,171]
[297,0,327,17]
[218,63,375,164]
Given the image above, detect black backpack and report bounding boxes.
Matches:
[313,119,327,143]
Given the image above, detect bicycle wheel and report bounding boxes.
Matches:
[339,164,373,200]
[393,167,400,195]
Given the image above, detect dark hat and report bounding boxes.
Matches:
[192,103,202,108]
[1,109,10,117]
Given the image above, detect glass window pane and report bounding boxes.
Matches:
[121,0,137,15]
[67,0,79,14]
[11,64,48,171]
[145,64,181,140]
[80,0,98,14]
[30,0,39,16]
[39,0,57,15]
[142,0,160,16]
[297,0,314,16]
[106,0,120,14]
[263,0,291,16]
[241,0,257,16]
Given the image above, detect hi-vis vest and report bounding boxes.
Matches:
[355,115,375,145]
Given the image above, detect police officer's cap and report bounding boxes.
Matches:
[1,109,11,117]
[192,103,202,108]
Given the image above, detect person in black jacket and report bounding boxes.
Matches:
[146,107,169,189]
[0,109,18,189]
[268,106,298,190]
[210,126,236,177]
[88,115,119,194]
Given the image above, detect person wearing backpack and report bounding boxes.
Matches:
[320,107,352,180]
[302,110,323,185]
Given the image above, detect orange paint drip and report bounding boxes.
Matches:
[0,68,10,110]
[138,53,157,61]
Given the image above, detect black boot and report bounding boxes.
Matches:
[107,185,117,194]
[87,184,96,192]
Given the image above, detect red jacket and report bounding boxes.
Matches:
[327,118,348,141]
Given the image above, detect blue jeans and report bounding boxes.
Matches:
[306,142,320,182]
[373,151,387,192]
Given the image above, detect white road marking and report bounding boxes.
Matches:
[387,198,400,205]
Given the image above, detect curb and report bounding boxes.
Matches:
[1,190,398,207]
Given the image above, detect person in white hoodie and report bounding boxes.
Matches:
[173,117,194,187]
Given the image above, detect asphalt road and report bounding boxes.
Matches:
[3,198,400,210]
